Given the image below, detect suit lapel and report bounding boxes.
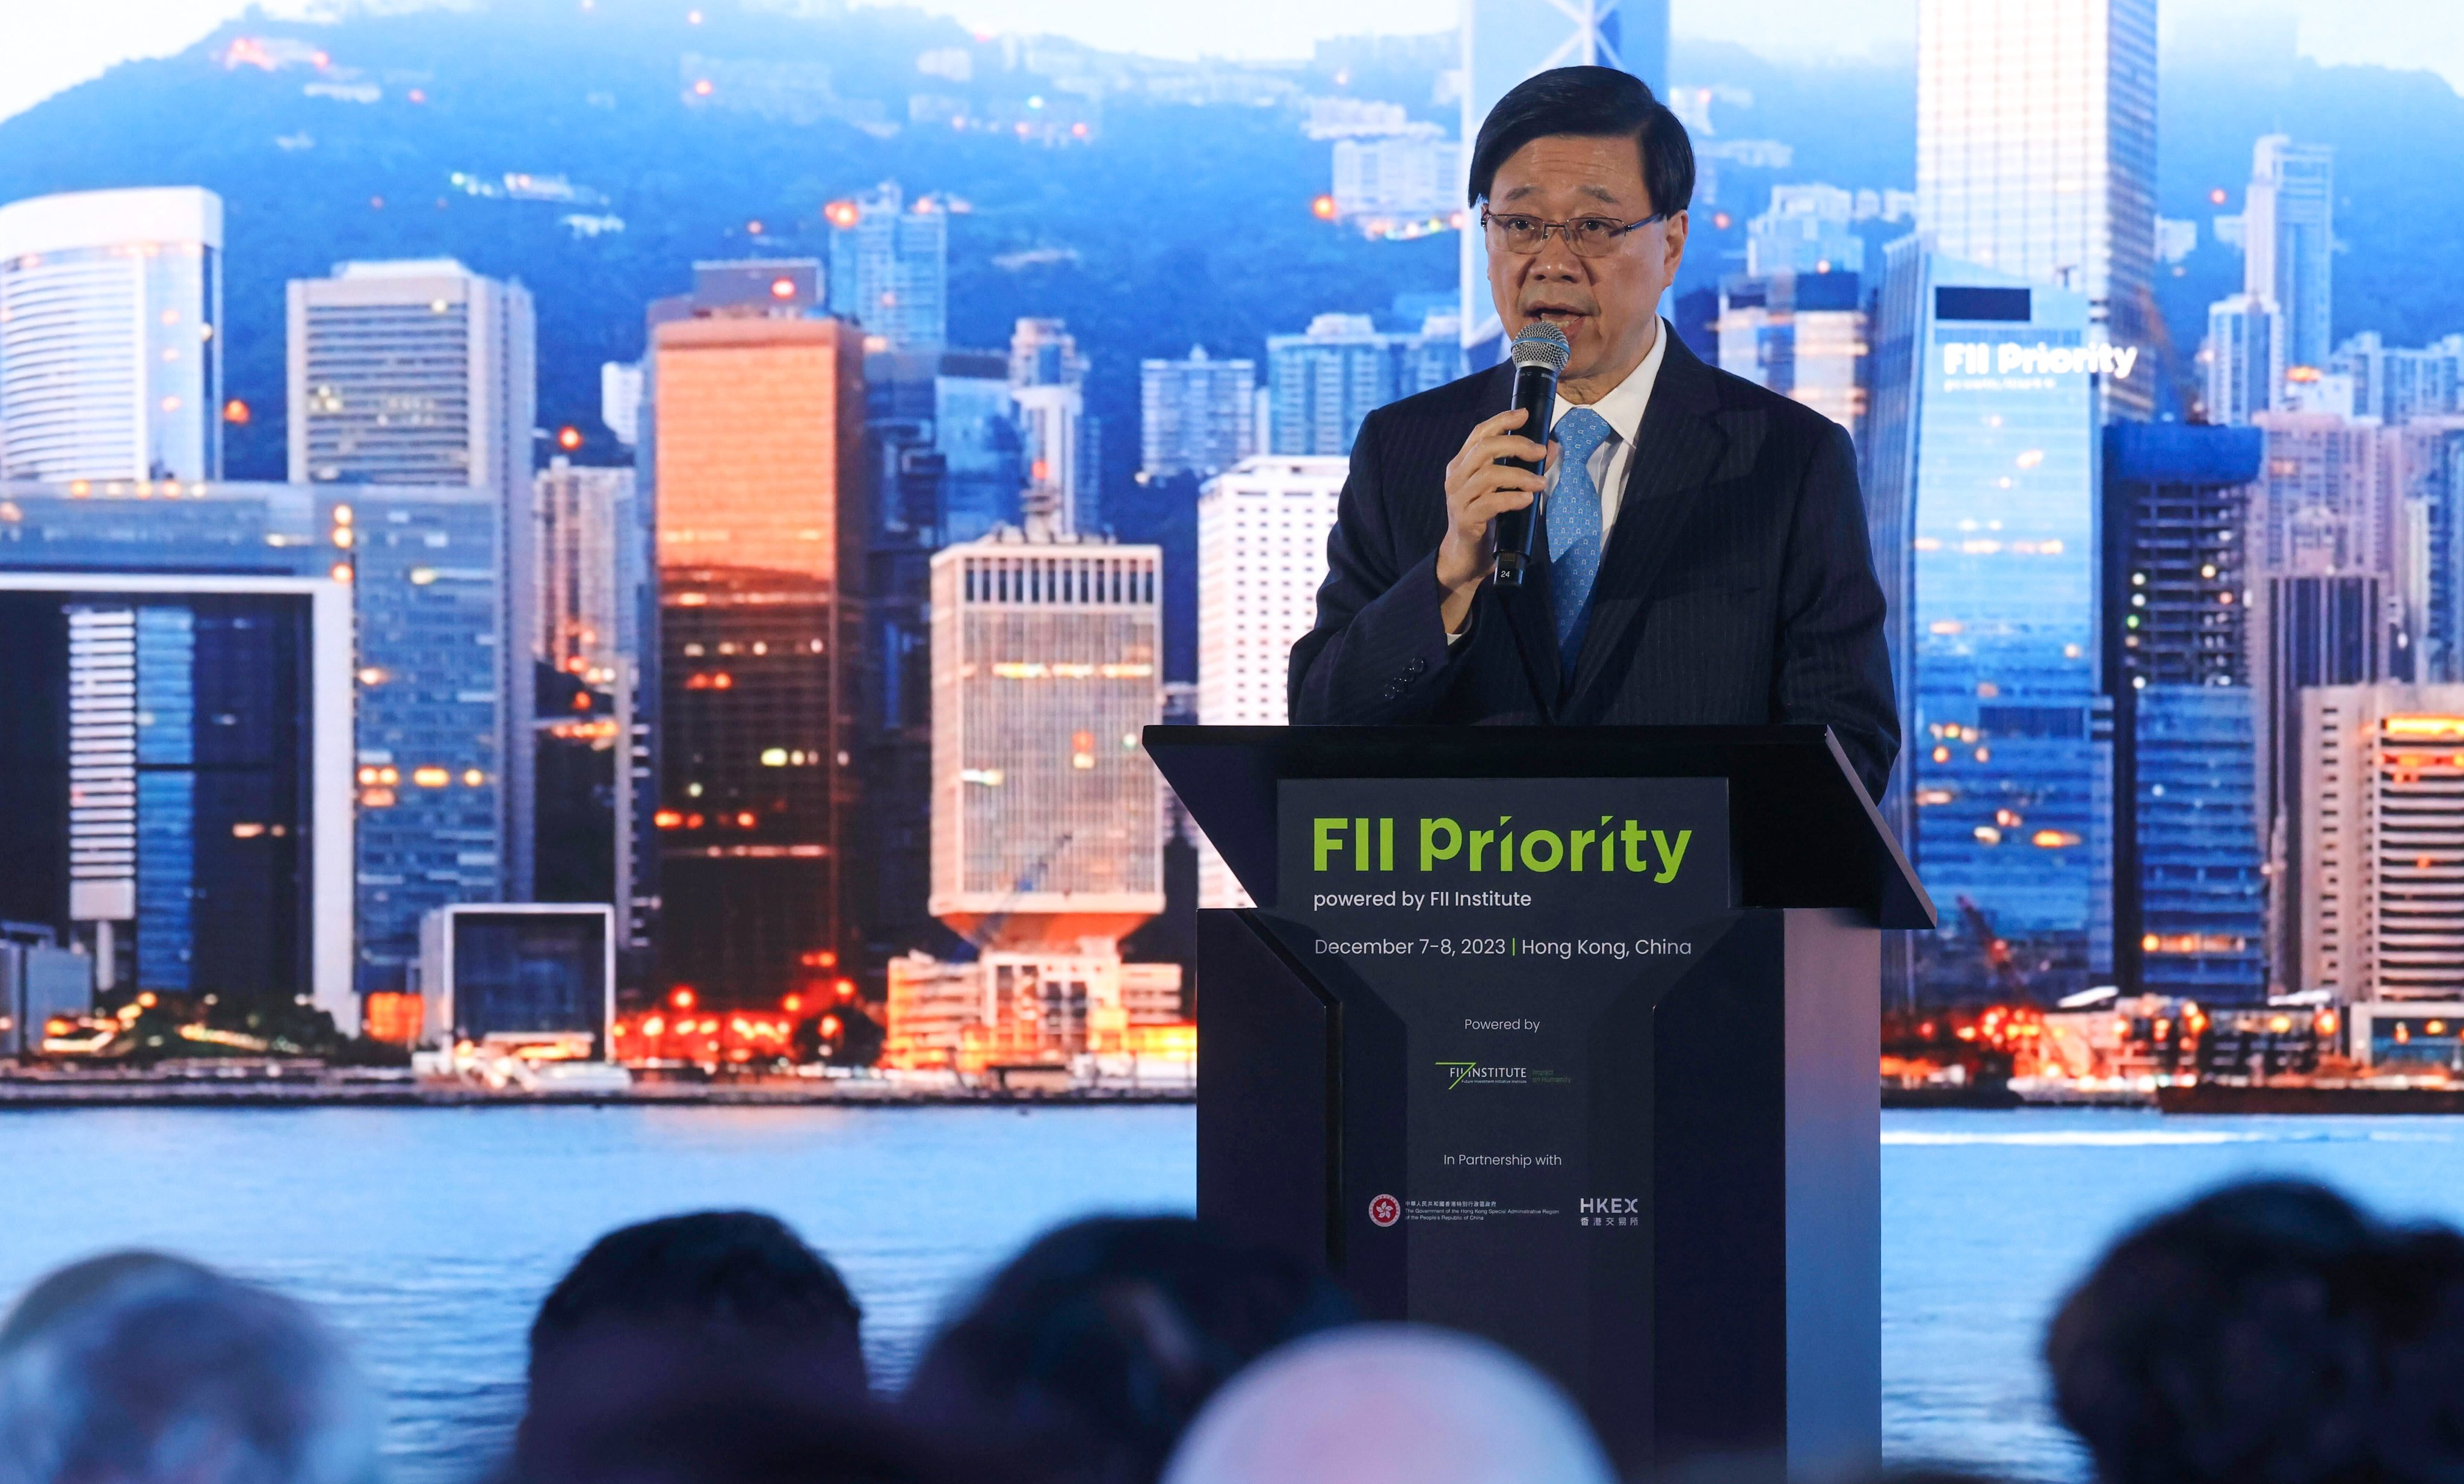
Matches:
[1562,333,1730,709]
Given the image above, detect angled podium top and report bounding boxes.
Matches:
[1145,724,1935,931]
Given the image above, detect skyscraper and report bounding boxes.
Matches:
[536,459,632,689]
[647,303,865,1008]
[2296,687,2464,1006]
[1265,313,1459,457]
[1865,246,2114,1000]
[2383,422,2464,684]
[0,187,223,482]
[856,344,1015,974]
[2203,294,2281,425]
[1010,318,1096,534]
[2244,410,2407,991]
[350,487,522,1002]
[1458,0,1670,365]
[533,458,639,917]
[0,565,343,1011]
[2335,333,2464,424]
[927,529,1163,950]
[2243,136,2335,374]
[826,182,949,353]
[289,259,539,902]
[2102,422,2267,1000]
[1915,0,2158,420]
[1140,347,1257,481]
[0,479,503,1026]
[1193,455,1347,908]
[1713,269,1867,443]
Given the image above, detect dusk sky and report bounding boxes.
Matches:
[4,0,2462,125]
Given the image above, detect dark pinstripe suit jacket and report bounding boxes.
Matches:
[1286,330,1900,804]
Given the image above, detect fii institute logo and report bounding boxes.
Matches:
[1436,1060,1530,1089]
[1369,1193,1401,1227]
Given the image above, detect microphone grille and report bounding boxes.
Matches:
[1509,320,1571,372]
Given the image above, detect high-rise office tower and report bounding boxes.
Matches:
[2296,686,2464,1006]
[1265,313,1459,457]
[2203,294,2282,425]
[857,344,1014,972]
[1864,246,2112,1001]
[938,360,1025,543]
[601,361,644,447]
[349,488,522,1002]
[1010,319,1096,534]
[2243,136,2335,375]
[2383,422,2464,684]
[1459,0,1670,365]
[2244,410,2408,992]
[927,529,1163,950]
[0,479,505,1026]
[0,187,223,482]
[289,259,538,903]
[826,182,948,353]
[647,296,865,1008]
[536,459,632,689]
[1140,348,1257,481]
[2102,423,2267,1001]
[2336,333,2464,424]
[534,458,639,916]
[1916,0,2158,420]
[1193,455,1347,908]
[1713,269,1867,443]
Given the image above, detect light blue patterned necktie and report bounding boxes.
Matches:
[1548,406,1615,663]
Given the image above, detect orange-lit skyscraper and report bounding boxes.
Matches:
[647,268,866,1007]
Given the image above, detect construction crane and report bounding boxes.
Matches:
[966,832,1075,953]
[1956,894,2032,1002]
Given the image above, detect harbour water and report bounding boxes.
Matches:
[9,1106,2464,1481]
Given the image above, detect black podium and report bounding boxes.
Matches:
[1145,725,1933,1483]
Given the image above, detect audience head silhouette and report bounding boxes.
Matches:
[1162,1323,1614,1484]
[518,1210,870,1481]
[901,1215,1355,1483]
[2049,1178,2464,1484]
[0,1251,378,1484]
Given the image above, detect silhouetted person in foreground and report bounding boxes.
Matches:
[1162,1323,1614,1484]
[901,1216,1356,1484]
[2048,1179,2464,1484]
[0,1251,379,1484]
[516,1211,874,1483]
[518,1380,989,1484]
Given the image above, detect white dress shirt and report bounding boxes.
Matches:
[1547,313,1669,537]
[1447,318,1671,642]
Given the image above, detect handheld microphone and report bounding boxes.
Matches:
[1492,321,1571,588]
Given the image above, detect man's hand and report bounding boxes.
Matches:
[1436,407,1555,636]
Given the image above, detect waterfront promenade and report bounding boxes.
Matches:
[0,1065,1192,1108]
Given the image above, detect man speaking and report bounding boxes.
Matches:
[1288,67,1898,804]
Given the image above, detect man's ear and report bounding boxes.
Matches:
[1662,209,1690,280]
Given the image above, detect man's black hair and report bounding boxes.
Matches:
[901,1215,1356,1483]
[1467,66,1694,220]
[528,1210,860,1375]
[2047,1180,2464,1484]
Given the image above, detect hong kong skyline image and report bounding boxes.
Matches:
[7,4,2464,1483]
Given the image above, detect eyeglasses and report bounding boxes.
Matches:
[1481,207,1669,257]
